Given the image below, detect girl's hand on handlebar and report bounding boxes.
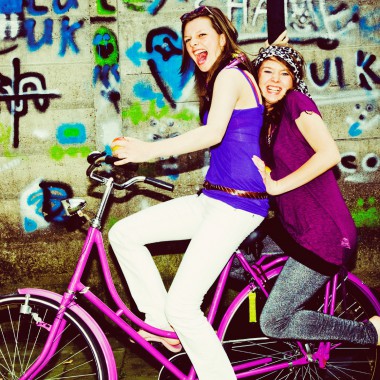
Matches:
[252,155,281,196]
[111,136,153,165]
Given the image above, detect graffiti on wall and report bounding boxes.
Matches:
[0,0,83,56]
[97,0,116,15]
[93,26,120,111]
[0,0,378,232]
[339,152,379,183]
[0,58,61,148]
[346,102,379,138]
[127,26,194,108]
[20,179,73,233]
[50,123,91,160]
[0,0,82,150]
[122,0,166,15]
[122,99,200,179]
[307,51,380,92]
[351,197,380,228]
[227,0,379,46]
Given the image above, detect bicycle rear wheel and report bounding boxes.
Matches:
[219,272,380,379]
[0,294,107,379]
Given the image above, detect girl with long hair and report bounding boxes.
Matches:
[109,6,271,379]
[252,45,380,347]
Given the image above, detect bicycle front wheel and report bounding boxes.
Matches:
[219,272,380,379]
[0,293,108,379]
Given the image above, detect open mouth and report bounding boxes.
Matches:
[97,44,114,59]
[195,50,207,66]
[267,86,281,94]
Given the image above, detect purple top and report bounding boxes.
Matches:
[271,91,357,267]
[203,67,269,217]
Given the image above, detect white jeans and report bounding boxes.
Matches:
[109,193,264,380]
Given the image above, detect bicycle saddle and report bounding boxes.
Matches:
[239,224,267,252]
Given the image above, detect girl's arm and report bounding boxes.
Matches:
[112,69,248,165]
[253,112,341,195]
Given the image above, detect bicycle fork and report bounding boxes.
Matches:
[19,292,75,380]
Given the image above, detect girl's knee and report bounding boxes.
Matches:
[259,310,272,337]
[108,220,142,262]
[108,221,122,245]
[259,307,284,339]
[108,218,134,246]
[165,295,202,330]
[260,317,274,338]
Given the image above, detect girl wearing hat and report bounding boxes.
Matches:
[252,45,379,346]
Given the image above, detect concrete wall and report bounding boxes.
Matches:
[0,0,379,301]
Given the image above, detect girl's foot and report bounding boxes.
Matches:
[130,329,182,353]
[138,330,182,352]
[369,316,380,345]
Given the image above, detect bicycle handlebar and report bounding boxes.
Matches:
[144,177,175,191]
[86,151,175,192]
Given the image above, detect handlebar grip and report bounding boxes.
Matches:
[87,151,106,164]
[104,155,139,171]
[144,177,174,191]
[104,155,120,165]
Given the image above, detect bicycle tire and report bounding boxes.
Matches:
[158,352,192,380]
[0,293,108,379]
[219,270,380,379]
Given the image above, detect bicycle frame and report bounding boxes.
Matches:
[18,174,380,380]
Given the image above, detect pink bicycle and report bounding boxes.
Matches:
[0,151,379,379]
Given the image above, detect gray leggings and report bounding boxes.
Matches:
[260,257,378,345]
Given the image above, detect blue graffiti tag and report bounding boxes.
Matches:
[23,180,73,232]
[53,0,78,15]
[59,16,83,56]
[39,181,72,223]
[126,27,194,108]
[0,0,22,14]
[126,41,150,67]
[134,81,166,108]
[24,19,53,51]
[56,123,87,144]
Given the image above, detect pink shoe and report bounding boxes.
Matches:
[133,330,182,353]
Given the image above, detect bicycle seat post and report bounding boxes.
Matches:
[91,177,114,229]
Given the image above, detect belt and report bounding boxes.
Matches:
[203,180,268,199]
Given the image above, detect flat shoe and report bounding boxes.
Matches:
[369,316,380,345]
[132,329,182,353]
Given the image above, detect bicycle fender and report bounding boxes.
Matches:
[18,288,118,379]
[346,273,380,314]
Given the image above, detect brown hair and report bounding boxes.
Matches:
[180,6,253,119]
[256,55,296,122]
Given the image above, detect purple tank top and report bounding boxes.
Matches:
[203,67,269,217]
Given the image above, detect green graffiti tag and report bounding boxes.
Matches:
[122,100,197,125]
[352,197,380,227]
[93,26,119,66]
[97,0,116,15]
[121,0,146,12]
[50,145,92,161]
[0,123,16,157]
